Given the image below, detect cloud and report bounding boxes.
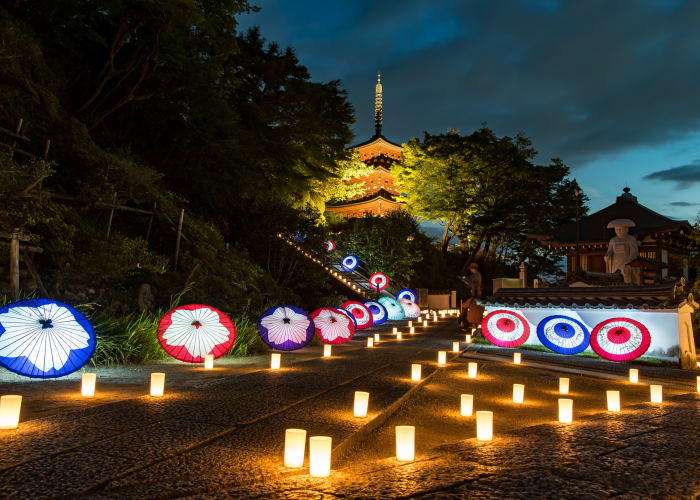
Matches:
[643,160,700,188]
[666,201,700,207]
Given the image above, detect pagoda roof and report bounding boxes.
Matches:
[326,189,403,208]
[349,134,403,150]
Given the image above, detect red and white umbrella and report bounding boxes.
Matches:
[590,317,651,361]
[368,272,389,291]
[398,298,421,319]
[158,304,236,363]
[310,307,355,344]
[325,240,336,252]
[341,301,373,330]
[481,309,530,348]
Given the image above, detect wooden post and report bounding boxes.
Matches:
[106,192,117,237]
[145,201,157,243]
[174,208,184,271]
[9,228,20,300]
[9,118,23,161]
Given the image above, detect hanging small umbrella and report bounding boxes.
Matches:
[341,301,373,330]
[368,272,389,292]
[325,240,336,252]
[378,297,405,321]
[341,254,359,271]
[589,317,651,361]
[481,309,530,348]
[333,307,357,328]
[398,298,422,319]
[310,308,354,344]
[157,304,236,363]
[0,298,96,378]
[537,315,589,355]
[396,288,417,302]
[363,300,388,325]
[258,306,314,351]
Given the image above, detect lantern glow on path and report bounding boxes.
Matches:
[408,321,413,328]
[393,327,398,335]
[452,341,459,352]
[513,384,524,404]
[607,390,620,411]
[650,385,663,403]
[81,373,96,397]
[323,345,332,358]
[467,362,477,378]
[309,436,332,477]
[374,333,380,342]
[397,333,403,340]
[476,411,493,441]
[367,337,374,347]
[284,428,306,468]
[559,378,570,395]
[411,364,421,381]
[354,391,369,417]
[204,354,214,370]
[270,353,281,370]
[465,334,472,343]
[513,353,521,364]
[558,398,573,423]
[150,373,165,397]
[438,351,446,365]
[0,395,22,429]
[629,368,639,383]
[409,327,415,334]
[395,426,415,461]
[460,394,473,416]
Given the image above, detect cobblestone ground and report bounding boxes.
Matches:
[1,318,698,499]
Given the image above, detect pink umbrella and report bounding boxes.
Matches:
[398,298,421,319]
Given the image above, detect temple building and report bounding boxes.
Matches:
[326,74,404,218]
[529,188,694,284]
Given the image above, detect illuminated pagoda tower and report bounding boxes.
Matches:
[326,74,404,218]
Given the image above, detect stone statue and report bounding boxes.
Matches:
[604,219,638,283]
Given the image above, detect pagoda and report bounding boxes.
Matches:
[326,74,404,218]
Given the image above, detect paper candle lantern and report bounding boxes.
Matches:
[354,391,369,417]
[270,353,281,370]
[513,384,524,404]
[559,377,570,395]
[558,398,573,423]
[467,362,477,378]
[150,373,165,397]
[629,368,639,383]
[395,426,415,461]
[81,373,96,397]
[476,411,493,441]
[460,394,473,416]
[422,320,427,327]
[453,341,460,352]
[607,390,620,411]
[309,436,332,477]
[411,364,421,381]
[513,352,521,364]
[323,345,332,358]
[465,334,472,343]
[650,385,663,403]
[697,375,699,392]
[409,327,415,334]
[367,337,374,347]
[284,428,306,468]
[438,351,446,366]
[374,333,380,343]
[204,354,214,370]
[408,321,413,328]
[0,395,21,429]
[393,327,398,335]
[397,332,403,340]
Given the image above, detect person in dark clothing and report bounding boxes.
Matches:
[457,263,483,330]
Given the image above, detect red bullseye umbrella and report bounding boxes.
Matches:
[158,304,236,363]
[368,272,389,291]
[310,307,355,344]
[590,317,651,361]
[481,310,530,348]
[341,301,373,330]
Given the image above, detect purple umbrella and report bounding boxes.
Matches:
[258,305,314,351]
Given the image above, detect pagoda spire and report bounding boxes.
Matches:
[374,72,383,137]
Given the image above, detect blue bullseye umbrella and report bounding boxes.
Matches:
[333,307,357,328]
[537,315,590,355]
[377,297,405,321]
[258,305,314,351]
[0,298,96,378]
[396,289,417,302]
[363,300,388,325]
[341,254,359,271]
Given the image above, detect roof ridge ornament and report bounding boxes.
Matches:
[375,72,382,137]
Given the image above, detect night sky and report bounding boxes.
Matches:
[239,0,700,222]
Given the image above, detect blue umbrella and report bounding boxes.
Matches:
[396,289,417,302]
[378,297,405,321]
[341,254,359,271]
[537,315,590,355]
[258,305,314,351]
[363,300,388,325]
[0,298,96,378]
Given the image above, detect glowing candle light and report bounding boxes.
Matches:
[606,390,620,411]
[409,327,415,334]
[558,398,573,423]
[650,384,663,403]
[353,391,370,417]
[0,395,22,429]
[559,377,570,395]
[408,321,413,328]
[465,334,472,343]
[460,394,473,416]
[513,353,521,364]
[453,341,460,352]
[697,376,700,392]
[323,345,332,358]
[438,351,447,366]
[422,320,428,327]
[284,428,306,468]
[629,368,639,383]
[397,332,403,340]
[270,353,281,370]
[393,327,398,335]
[367,337,374,347]
[476,411,493,441]
[309,436,332,477]
[204,354,214,370]
[411,364,422,381]
[513,384,524,404]
[150,372,165,397]
[81,373,96,397]
[395,426,415,461]
[467,362,478,378]
[374,333,380,343]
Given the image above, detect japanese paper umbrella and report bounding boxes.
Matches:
[396,288,417,302]
[589,317,651,362]
[378,297,405,321]
[157,304,236,363]
[398,298,422,319]
[341,254,359,271]
[0,298,96,378]
[368,272,389,292]
[537,315,590,355]
[258,305,314,351]
[333,307,357,328]
[363,300,388,325]
[310,308,355,344]
[325,240,336,252]
[481,309,530,348]
[341,301,373,330]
